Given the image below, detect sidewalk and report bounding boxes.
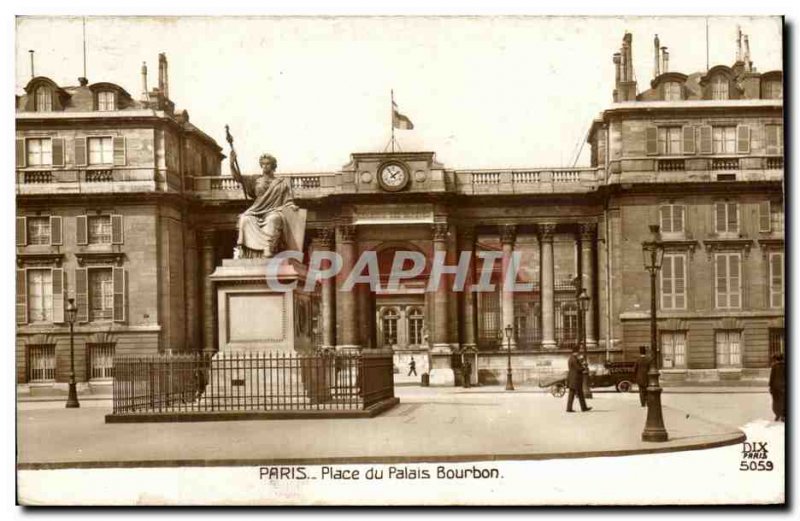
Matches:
[17,386,744,469]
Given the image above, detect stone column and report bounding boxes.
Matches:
[316,227,336,349]
[539,223,557,350]
[200,229,216,354]
[335,225,360,350]
[458,227,477,350]
[500,224,517,348]
[429,222,454,386]
[580,223,598,348]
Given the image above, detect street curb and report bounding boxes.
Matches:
[17,430,745,470]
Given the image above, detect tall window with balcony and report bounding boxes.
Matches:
[661,253,687,310]
[715,330,741,368]
[711,76,729,100]
[16,267,64,326]
[88,215,112,244]
[660,331,686,369]
[712,126,736,154]
[34,87,53,112]
[769,252,784,309]
[715,253,741,309]
[96,91,116,111]
[26,138,52,167]
[715,202,739,235]
[89,268,114,322]
[657,127,682,155]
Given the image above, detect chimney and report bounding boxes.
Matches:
[158,53,169,100]
[612,52,621,102]
[661,47,669,73]
[744,35,752,71]
[736,25,743,62]
[613,33,637,102]
[28,50,35,79]
[78,77,88,86]
[653,34,661,78]
[622,32,633,82]
[141,61,149,101]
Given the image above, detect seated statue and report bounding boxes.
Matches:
[229,150,298,258]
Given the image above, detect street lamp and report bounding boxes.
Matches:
[504,324,515,391]
[641,224,668,442]
[65,298,80,409]
[577,288,592,399]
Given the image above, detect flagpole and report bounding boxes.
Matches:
[390,89,395,153]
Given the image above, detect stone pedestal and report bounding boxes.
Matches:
[428,344,455,386]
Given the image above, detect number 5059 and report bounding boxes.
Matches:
[740,461,774,471]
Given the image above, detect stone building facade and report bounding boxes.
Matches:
[15,32,784,392]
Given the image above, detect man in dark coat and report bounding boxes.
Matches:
[566,348,591,412]
[769,354,785,422]
[633,345,651,407]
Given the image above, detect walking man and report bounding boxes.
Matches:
[408,357,417,377]
[566,347,591,412]
[633,345,651,407]
[769,353,785,422]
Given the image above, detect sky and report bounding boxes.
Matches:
[15,16,783,174]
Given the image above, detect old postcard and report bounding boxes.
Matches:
[13,13,786,506]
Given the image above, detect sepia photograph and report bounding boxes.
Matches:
[10,8,787,507]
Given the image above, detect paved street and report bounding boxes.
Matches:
[16,385,762,469]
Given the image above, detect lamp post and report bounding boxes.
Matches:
[577,288,592,399]
[504,324,515,391]
[65,298,80,409]
[641,224,668,442]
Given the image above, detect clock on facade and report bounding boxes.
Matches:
[377,161,410,192]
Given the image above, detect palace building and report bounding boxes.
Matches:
[15,31,783,392]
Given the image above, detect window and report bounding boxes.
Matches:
[715,330,741,367]
[381,308,399,346]
[26,217,51,245]
[88,137,114,165]
[661,253,687,310]
[89,268,114,321]
[408,307,424,345]
[28,344,56,382]
[712,126,736,154]
[26,138,52,166]
[759,201,784,233]
[27,269,53,323]
[765,124,783,156]
[89,343,115,379]
[715,202,739,234]
[769,329,784,359]
[97,91,116,111]
[769,252,783,309]
[658,127,682,155]
[661,331,686,369]
[664,81,682,101]
[560,304,578,344]
[34,87,52,112]
[88,215,112,244]
[763,80,782,100]
[659,205,684,234]
[715,253,742,309]
[711,76,729,100]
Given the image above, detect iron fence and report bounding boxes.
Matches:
[111,350,394,415]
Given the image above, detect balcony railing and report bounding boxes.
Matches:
[85,169,113,183]
[657,159,685,172]
[552,170,581,183]
[24,171,53,184]
[711,158,740,171]
[472,172,502,185]
[765,157,784,170]
[511,171,541,184]
[291,176,322,189]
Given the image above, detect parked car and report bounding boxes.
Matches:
[539,361,637,397]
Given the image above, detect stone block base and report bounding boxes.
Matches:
[428,368,455,386]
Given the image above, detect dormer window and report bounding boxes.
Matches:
[711,76,729,100]
[97,91,116,111]
[34,87,52,112]
[664,81,682,101]
[763,80,782,100]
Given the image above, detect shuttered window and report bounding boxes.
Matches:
[26,138,52,166]
[27,268,52,323]
[765,124,783,155]
[16,270,27,324]
[715,202,738,234]
[715,330,742,367]
[661,254,687,310]
[715,253,741,309]
[659,205,685,234]
[770,252,784,309]
[660,331,686,369]
[645,127,658,155]
[75,268,89,323]
[89,268,114,321]
[88,215,112,244]
[26,217,51,245]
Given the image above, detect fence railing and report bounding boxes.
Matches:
[111,350,394,415]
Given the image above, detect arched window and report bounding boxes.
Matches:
[711,76,729,100]
[381,307,400,346]
[97,91,116,111]
[34,87,52,112]
[407,307,424,345]
[664,81,682,101]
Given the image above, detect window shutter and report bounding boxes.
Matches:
[715,203,726,233]
[51,138,65,167]
[16,216,26,246]
[76,215,88,245]
[715,255,727,308]
[113,137,126,166]
[699,125,712,155]
[16,269,27,325]
[49,216,63,246]
[75,138,87,167]
[659,206,670,232]
[736,125,751,154]
[16,139,26,168]
[728,203,739,233]
[675,206,684,233]
[75,268,89,323]
[51,268,64,323]
[730,255,741,308]
[730,332,741,366]
[674,256,686,309]
[113,267,126,322]
[765,125,778,155]
[682,126,696,154]
[661,256,673,309]
[759,202,771,232]
[645,127,658,155]
[771,253,783,308]
[111,214,124,244]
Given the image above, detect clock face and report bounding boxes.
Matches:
[378,163,409,191]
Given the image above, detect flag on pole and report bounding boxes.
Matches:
[392,100,414,130]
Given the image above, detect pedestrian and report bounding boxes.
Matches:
[566,347,591,412]
[408,356,417,377]
[633,345,651,407]
[769,353,785,422]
